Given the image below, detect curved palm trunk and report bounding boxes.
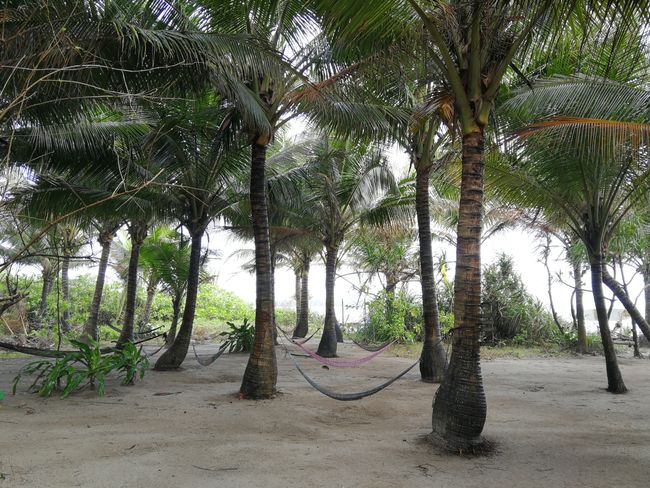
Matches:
[155,229,204,370]
[317,243,339,357]
[416,165,448,383]
[117,222,147,346]
[165,295,182,347]
[60,251,71,333]
[643,267,650,325]
[572,259,587,354]
[82,231,114,341]
[431,130,487,451]
[590,257,627,393]
[601,266,650,343]
[293,255,310,338]
[240,142,277,399]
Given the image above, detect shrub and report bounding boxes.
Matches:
[357,291,423,343]
[219,318,254,352]
[481,254,558,345]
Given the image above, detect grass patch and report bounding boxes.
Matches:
[389,342,574,361]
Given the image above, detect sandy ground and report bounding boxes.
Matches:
[1,342,649,488]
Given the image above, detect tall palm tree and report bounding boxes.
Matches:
[149,95,248,370]
[297,137,397,357]
[494,76,650,393]
[313,0,650,449]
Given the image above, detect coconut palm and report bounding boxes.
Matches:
[148,95,248,370]
[313,0,650,449]
[493,76,650,393]
[293,136,398,357]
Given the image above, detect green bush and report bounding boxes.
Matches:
[357,291,423,343]
[219,318,254,352]
[481,254,559,345]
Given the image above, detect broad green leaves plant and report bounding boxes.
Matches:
[12,340,149,399]
[219,319,255,353]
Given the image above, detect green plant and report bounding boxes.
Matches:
[12,339,149,398]
[358,291,423,343]
[219,318,254,353]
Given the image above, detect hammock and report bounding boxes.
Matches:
[192,343,228,366]
[140,342,167,358]
[351,338,395,352]
[0,333,165,359]
[292,327,320,345]
[285,349,420,401]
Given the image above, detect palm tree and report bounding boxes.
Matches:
[314,0,650,450]
[149,95,247,370]
[297,137,397,357]
[494,76,650,393]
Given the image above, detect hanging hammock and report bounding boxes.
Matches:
[351,338,395,352]
[279,327,395,368]
[192,343,228,366]
[292,327,320,345]
[285,348,420,401]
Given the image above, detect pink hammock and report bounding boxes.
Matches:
[286,334,397,368]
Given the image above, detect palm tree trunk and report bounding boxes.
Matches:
[294,269,301,330]
[590,256,627,393]
[416,164,447,383]
[317,243,339,357]
[155,229,204,370]
[601,266,650,343]
[617,259,641,358]
[34,265,53,330]
[240,142,277,399]
[61,251,71,333]
[82,231,114,341]
[139,276,158,331]
[431,130,487,451]
[572,259,587,354]
[270,244,278,345]
[117,221,147,346]
[643,267,650,325]
[293,254,310,338]
[166,294,182,347]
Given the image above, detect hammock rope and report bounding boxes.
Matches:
[293,327,320,345]
[192,343,228,366]
[278,327,395,368]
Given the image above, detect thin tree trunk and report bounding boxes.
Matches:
[431,130,487,450]
[573,259,587,354]
[644,267,650,325]
[139,276,158,331]
[34,265,53,330]
[293,269,301,332]
[601,266,650,343]
[82,230,114,342]
[117,221,147,346]
[293,254,310,338]
[165,295,181,347]
[617,258,641,358]
[415,164,447,383]
[155,229,204,370]
[270,244,278,345]
[317,243,339,357]
[240,141,277,399]
[61,251,71,333]
[543,235,564,334]
[590,256,627,393]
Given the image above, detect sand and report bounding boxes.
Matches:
[1,342,649,488]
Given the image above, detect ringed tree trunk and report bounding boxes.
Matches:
[60,250,71,333]
[601,266,650,343]
[317,242,340,357]
[431,130,487,451]
[270,244,278,345]
[34,262,54,330]
[117,221,147,346]
[240,141,277,399]
[293,268,301,333]
[82,228,116,342]
[572,259,588,354]
[589,255,627,393]
[155,226,205,370]
[165,294,182,347]
[139,275,158,332]
[643,266,650,325]
[617,259,641,358]
[416,163,448,383]
[293,254,310,338]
